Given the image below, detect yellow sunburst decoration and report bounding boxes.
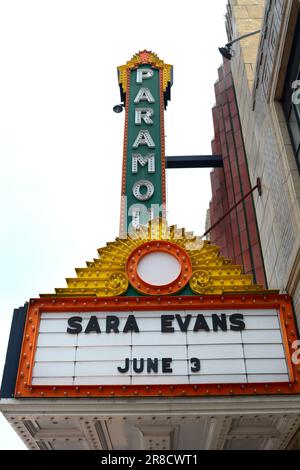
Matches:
[40,219,264,297]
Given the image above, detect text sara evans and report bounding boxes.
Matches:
[66,313,245,335]
[66,313,245,375]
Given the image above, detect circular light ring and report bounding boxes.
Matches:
[126,240,192,295]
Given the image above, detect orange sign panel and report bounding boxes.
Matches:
[14,293,300,398]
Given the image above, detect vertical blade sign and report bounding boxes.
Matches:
[117,51,173,235]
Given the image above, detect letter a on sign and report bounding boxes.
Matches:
[132,130,155,148]
[134,88,155,104]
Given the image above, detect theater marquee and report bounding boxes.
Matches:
[7,53,300,403]
[15,293,300,398]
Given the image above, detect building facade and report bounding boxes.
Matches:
[208,0,300,448]
[210,0,300,322]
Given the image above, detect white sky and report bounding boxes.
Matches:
[0,0,227,449]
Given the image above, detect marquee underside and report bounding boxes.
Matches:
[2,396,300,450]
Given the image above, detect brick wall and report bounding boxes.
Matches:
[209,60,266,286]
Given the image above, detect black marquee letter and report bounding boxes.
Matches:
[147,358,158,373]
[133,358,144,373]
[67,316,82,334]
[85,316,101,334]
[175,314,191,332]
[162,358,173,373]
[230,313,245,331]
[161,315,174,332]
[118,358,130,373]
[193,315,210,332]
[212,314,227,331]
[106,315,120,333]
[190,357,201,373]
[123,315,139,333]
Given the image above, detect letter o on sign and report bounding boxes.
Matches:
[132,180,154,201]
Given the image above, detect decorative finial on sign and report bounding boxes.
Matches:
[117,50,173,108]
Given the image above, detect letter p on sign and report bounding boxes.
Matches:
[136,68,154,83]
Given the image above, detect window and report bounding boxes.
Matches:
[282,13,300,172]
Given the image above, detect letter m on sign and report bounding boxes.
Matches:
[132,154,155,173]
